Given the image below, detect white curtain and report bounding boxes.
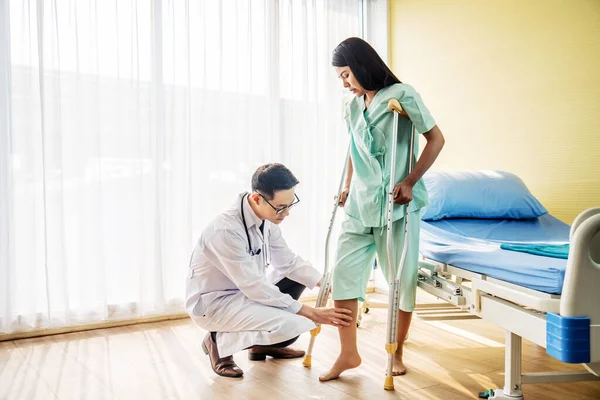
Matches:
[0,0,360,335]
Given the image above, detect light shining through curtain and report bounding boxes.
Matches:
[0,0,360,334]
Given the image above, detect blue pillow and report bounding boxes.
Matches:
[421,170,547,221]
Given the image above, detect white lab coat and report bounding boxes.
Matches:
[185,192,322,357]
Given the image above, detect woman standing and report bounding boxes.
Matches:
[320,37,445,381]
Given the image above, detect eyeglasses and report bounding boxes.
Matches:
[257,192,300,215]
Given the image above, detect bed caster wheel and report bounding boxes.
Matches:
[364,307,370,314]
[478,390,493,399]
[479,389,523,399]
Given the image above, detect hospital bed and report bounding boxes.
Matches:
[414,174,600,399]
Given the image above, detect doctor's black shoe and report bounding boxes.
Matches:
[248,346,305,360]
[201,333,244,378]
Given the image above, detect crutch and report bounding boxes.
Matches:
[384,98,416,391]
[302,144,351,368]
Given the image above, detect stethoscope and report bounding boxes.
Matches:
[240,194,271,267]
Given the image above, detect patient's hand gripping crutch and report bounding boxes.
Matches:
[384,99,416,391]
[302,145,351,368]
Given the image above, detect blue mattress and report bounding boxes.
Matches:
[419,214,570,294]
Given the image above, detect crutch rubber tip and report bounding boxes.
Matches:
[302,355,312,368]
[384,376,395,391]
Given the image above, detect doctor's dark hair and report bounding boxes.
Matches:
[331,37,401,90]
[251,163,299,200]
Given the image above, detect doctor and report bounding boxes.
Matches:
[186,163,353,378]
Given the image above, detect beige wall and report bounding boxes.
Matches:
[390,0,600,223]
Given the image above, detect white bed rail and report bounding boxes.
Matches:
[561,207,600,375]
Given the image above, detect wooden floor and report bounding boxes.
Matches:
[1,291,599,400]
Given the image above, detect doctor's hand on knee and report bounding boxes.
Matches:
[298,305,353,327]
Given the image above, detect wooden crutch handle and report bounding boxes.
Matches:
[387,99,409,118]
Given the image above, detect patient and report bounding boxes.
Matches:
[321,37,445,381]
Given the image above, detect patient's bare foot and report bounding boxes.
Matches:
[392,355,407,376]
[319,353,362,381]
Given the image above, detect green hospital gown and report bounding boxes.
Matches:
[332,83,436,311]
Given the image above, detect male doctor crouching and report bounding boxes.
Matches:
[186,163,352,378]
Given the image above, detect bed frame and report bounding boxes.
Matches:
[414,207,600,399]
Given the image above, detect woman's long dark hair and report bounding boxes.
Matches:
[332,37,401,90]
